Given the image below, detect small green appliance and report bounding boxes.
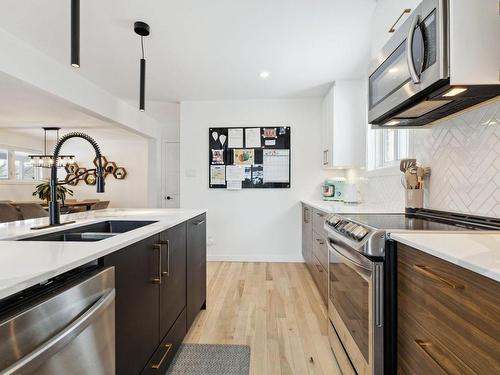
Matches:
[322,179,345,201]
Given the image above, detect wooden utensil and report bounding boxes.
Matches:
[405,167,418,189]
[416,167,425,189]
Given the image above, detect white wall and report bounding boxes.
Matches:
[180,99,341,262]
[58,135,149,208]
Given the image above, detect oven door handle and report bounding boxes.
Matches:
[328,241,372,272]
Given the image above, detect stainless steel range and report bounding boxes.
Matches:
[324,209,500,375]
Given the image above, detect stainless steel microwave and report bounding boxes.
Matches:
[368,0,500,128]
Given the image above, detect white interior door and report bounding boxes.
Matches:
[161,141,180,208]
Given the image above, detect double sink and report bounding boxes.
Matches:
[22,220,157,242]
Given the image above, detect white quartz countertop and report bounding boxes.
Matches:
[301,199,404,214]
[0,208,206,300]
[301,199,499,283]
[389,232,500,283]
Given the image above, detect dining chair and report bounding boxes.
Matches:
[17,203,50,219]
[90,201,110,210]
[0,203,23,223]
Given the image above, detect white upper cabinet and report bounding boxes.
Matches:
[370,0,421,59]
[321,80,366,169]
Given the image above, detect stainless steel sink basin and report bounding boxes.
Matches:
[22,220,157,242]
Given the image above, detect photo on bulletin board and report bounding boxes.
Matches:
[208,126,291,189]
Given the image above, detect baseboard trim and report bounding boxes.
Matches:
[207,254,305,263]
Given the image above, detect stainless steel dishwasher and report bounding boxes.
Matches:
[0,266,115,375]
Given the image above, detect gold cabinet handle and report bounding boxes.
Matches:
[151,343,173,369]
[194,220,205,226]
[415,340,447,372]
[316,212,325,217]
[413,265,464,289]
[152,244,162,284]
[389,8,411,33]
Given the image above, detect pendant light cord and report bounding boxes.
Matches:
[141,36,145,59]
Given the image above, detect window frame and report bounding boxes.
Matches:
[14,151,38,181]
[0,145,42,183]
[366,127,412,172]
[0,148,8,180]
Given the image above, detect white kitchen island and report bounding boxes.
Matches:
[0,208,206,300]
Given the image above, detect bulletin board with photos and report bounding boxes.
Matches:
[208,126,291,189]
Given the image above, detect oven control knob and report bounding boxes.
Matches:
[344,223,353,233]
[346,223,358,237]
[327,216,341,227]
[355,228,369,240]
[351,225,362,237]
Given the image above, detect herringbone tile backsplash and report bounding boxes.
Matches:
[415,101,500,217]
[363,100,500,217]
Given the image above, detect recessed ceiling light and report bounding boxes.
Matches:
[259,71,270,79]
[443,87,468,97]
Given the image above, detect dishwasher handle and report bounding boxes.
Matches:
[2,288,115,375]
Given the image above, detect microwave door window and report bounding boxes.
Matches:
[369,42,411,109]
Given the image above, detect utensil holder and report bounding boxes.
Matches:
[405,189,424,209]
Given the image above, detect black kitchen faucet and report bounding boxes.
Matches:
[48,132,105,226]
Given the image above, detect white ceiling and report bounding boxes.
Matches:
[0,72,141,140]
[0,0,376,102]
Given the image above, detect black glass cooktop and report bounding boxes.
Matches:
[342,211,500,231]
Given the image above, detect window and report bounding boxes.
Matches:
[366,128,410,170]
[0,147,41,182]
[0,149,8,179]
[15,151,36,181]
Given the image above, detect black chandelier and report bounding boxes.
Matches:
[28,127,76,168]
[134,21,150,111]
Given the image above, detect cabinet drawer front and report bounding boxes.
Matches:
[312,234,328,270]
[142,308,187,374]
[312,209,327,237]
[310,254,328,304]
[398,309,474,375]
[398,244,500,374]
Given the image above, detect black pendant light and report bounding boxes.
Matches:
[134,21,150,112]
[70,0,80,68]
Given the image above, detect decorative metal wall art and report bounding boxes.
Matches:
[64,156,127,185]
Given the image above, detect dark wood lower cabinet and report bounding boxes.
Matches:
[160,223,187,339]
[397,243,500,374]
[102,235,160,375]
[187,213,207,330]
[142,308,187,374]
[102,215,207,375]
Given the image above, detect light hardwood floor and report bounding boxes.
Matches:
[184,262,341,375]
